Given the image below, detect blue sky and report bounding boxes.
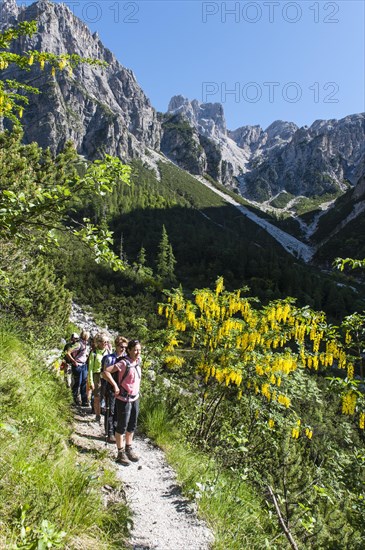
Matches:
[21,1,365,130]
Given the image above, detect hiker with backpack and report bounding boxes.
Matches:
[87,332,110,423]
[65,329,90,407]
[60,332,79,388]
[101,335,129,443]
[103,339,142,465]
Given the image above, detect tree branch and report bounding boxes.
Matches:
[267,485,299,550]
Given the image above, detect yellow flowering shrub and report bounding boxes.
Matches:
[158,277,364,438]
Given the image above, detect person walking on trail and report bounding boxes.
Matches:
[87,332,110,423]
[101,335,129,443]
[104,339,142,465]
[66,329,90,407]
[61,332,79,388]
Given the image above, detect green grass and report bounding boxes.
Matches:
[269,192,295,209]
[0,320,130,549]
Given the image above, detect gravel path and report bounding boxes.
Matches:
[71,409,214,550]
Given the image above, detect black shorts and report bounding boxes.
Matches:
[115,398,140,435]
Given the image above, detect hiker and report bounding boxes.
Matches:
[101,335,129,443]
[88,332,110,422]
[104,339,142,465]
[65,329,90,406]
[61,332,79,388]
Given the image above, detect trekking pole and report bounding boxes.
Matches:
[104,391,110,446]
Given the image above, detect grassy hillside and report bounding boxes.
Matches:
[311,183,365,264]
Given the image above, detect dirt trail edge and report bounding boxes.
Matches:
[72,409,214,550]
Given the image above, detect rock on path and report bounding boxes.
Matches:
[71,409,214,550]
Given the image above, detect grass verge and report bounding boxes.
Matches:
[0,320,130,549]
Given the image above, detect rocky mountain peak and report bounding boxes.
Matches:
[0,0,20,24]
[168,95,227,140]
[264,120,299,145]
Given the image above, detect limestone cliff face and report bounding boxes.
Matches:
[160,112,207,175]
[165,95,249,187]
[240,114,365,201]
[0,0,160,160]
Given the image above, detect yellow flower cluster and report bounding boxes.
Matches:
[0,94,11,112]
[345,331,352,345]
[164,336,180,352]
[294,322,307,343]
[261,383,271,401]
[215,277,224,295]
[318,352,333,367]
[172,319,186,332]
[186,304,196,325]
[270,354,297,375]
[267,303,292,324]
[305,355,319,370]
[277,394,291,408]
[58,58,67,70]
[311,332,323,353]
[236,331,262,351]
[268,418,275,429]
[347,363,354,379]
[218,319,243,339]
[290,421,313,440]
[359,413,365,430]
[255,364,264,376]
[164,355,185,368]
[342,392,357,415]
[326,340,346,368]
[198,363,242,387]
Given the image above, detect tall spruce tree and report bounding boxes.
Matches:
[156,225,176,283]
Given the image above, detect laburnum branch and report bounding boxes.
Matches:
[267,485,299,550]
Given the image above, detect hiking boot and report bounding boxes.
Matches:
[125,445,139,462]
[116,450,130,466]
[81,401,90,408]
[107,434,116,444]
[95,414,101,423]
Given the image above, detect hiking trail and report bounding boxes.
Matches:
[71,408,214,550]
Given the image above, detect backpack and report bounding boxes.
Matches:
[102,355,141,396]
[119,356,141,386]
[70,340,86,363]
[101,353,122,387]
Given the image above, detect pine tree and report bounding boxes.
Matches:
[167,243,177,283]
[119,233,128,264]
[156,225,176,283]
[137,246,147,268]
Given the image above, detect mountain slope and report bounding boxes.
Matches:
[311,172,365,262]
